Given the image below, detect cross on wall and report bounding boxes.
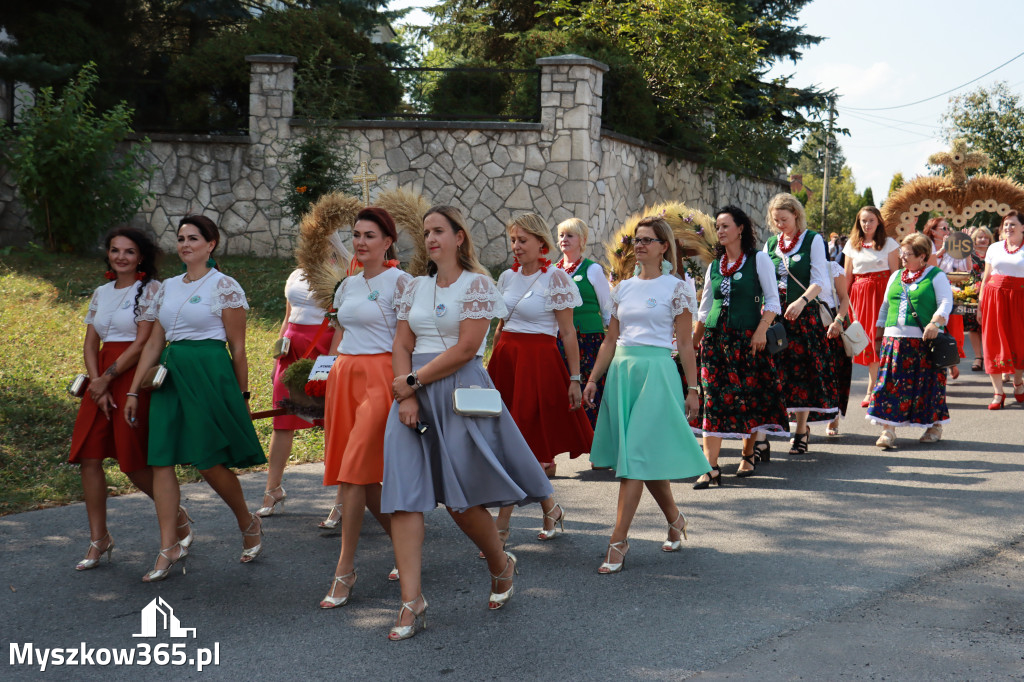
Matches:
[353,161,378,205]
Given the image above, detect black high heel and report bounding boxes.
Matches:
[789,430,809,455]
[753,439,770,463]
[735,454,757,478]
[692,466,722,490]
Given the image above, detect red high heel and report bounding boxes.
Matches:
[988,394,1006,410]
[1014,383,1024,403]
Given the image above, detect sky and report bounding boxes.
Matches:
[389,0,1024,200]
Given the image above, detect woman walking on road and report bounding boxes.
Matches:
[584,216,710,573]
[381,206,551,640]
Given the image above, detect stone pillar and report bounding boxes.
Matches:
[245,54,298,145]
[535,54,609,232]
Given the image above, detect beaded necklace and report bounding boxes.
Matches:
[557,257,583,275]
[1005,238,1023,255]
[900,266,926,285]
[778,230,801,254]
[720,252,745,277]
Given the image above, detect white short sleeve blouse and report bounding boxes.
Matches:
[84,280,161,342]
[984,240,1024,276]
[333,267,412,355]
[842,237,898,274]
[497,267,582,336]
[612,275,696,349]
[146,271,249,342]
[397,271,508,356]
[285,269,327,325]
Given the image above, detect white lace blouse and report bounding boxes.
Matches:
[285,269,328,325]
[612,275,697,349]
[144,271,249,342]
[84,280,161,343]
[333,268,412,355]
[496,267,582,336]
[397,271,508,356]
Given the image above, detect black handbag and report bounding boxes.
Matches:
[765,321,788,355]
[902,283,960,369]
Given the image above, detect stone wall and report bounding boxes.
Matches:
[0,54,788,264]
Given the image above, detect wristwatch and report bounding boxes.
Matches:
[569,374,582,382]
[405,372,423,390]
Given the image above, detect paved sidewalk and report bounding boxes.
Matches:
[2,367,1023,680]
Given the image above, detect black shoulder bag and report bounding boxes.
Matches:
[902,283,960,369]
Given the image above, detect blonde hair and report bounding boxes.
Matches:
[766,193,807,234]
[556,217,589,249]
[901,232,932,260]
[635,216,677,275]
[971,225,994,243]
[507,213,554,254]
[423,205,489,276]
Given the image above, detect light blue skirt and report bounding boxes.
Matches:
[590,346,711,480]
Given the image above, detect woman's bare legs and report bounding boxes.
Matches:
[199,464,260,550]
[260,429,293,510]
[390,511,425,627]
[326,483,391,601]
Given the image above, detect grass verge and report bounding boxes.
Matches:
[0,249,327,515]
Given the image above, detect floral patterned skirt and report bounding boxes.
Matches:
[693,326,789,439]
[558,329,605,429]
[866,336,949,428]
[775,303,840,423]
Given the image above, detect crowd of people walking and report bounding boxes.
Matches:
[67,193,1024,639]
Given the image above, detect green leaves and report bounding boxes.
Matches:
[940,82,1024,184]
[0,63,154,253]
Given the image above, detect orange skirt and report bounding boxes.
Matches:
[322,353,393,485]
[68,341,150,474]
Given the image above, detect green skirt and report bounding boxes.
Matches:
[148,340,266,470]
[590,346,710,480]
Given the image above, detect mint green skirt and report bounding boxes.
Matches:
[590,346,710,480]
[147,340,266,470]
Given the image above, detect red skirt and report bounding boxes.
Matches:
[487,331,593,464]
[946,314,966,359]
[323,353,393,485]
[68,341,150,474]
[272,321,333,430]
[980,275,1024,373]
[850,270,889,366]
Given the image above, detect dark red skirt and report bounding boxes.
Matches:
[850,271,889,366]
[487,331,593,464]
[68,341,150,474]
[980,275,1024,373]
[271,321,333,430]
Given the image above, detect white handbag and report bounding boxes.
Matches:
[452,385,503,417]
[840,320,870,357]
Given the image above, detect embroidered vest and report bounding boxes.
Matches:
[569,259,605,333]
[706,253,762,330]
[884,267,942,328]
[767,230,818,307]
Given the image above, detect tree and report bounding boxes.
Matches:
[427,0,832,177]
[888,172,905,199]
[0,63,153,252]
[941,82,1024,183]
[791,136,858,235]
[0,1,410,132]
[861,187,875,207]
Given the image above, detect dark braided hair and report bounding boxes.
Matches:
[103,226,160,318]
[713,206,758,260]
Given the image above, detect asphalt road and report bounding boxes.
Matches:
[2,365,1023,680]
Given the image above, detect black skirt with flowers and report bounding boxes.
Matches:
[694,326,790,439]
[776,304,840,423]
